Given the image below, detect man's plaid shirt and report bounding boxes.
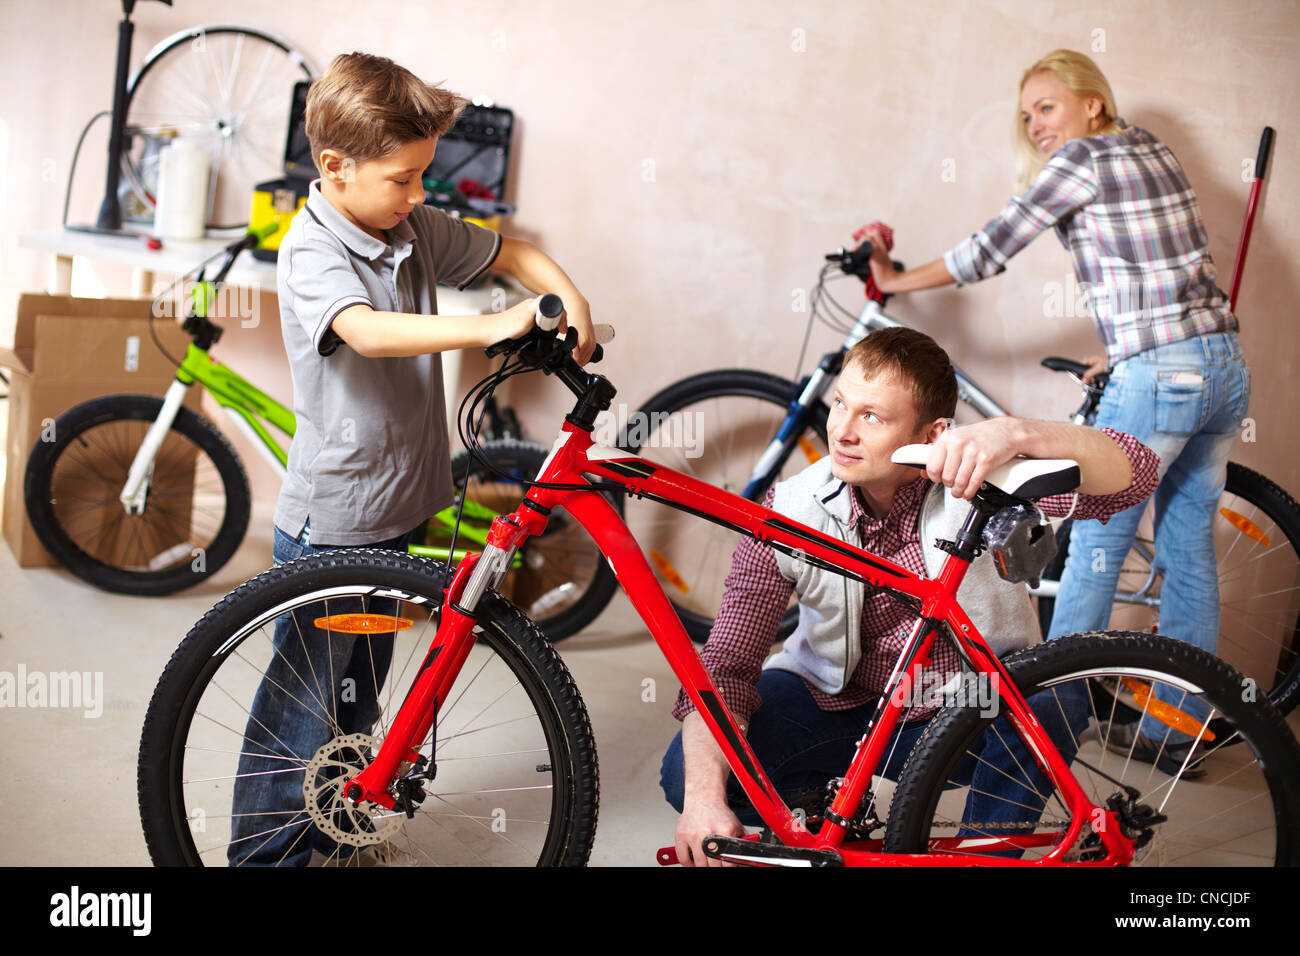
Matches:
[672,429,1160,726]
[942,121,1236,364]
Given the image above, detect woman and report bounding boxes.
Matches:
[862,49,1249,772]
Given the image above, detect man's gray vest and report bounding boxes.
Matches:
[764,459,1041,693]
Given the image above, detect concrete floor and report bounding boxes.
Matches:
[3,411,1298,869]
[0,494,688,867]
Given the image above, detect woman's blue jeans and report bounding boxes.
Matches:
[1046,332,1251,741]
[227,521,421,866]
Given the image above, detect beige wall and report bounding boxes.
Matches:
[2,0,1298,506]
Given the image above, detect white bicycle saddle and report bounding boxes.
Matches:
[891,444,1081,499]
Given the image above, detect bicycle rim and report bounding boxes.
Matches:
[122,26,314,229]
[884,632,1300,865]
[1095,465,1300,714]
[430,440,617,641]
[43,416,232,579]
[141,559,594,866]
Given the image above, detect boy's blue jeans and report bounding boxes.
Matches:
[1046,332,1250,742]
[228,521,421,866]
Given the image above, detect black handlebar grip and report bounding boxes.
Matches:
[537,293,565,330]
[1255,126,1275,180]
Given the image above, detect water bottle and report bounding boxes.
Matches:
[154,140,211,240]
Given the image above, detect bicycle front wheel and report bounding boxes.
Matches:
[619,369,830,642]
[1037,462,1300,716]
[23,393,250,595]
[138,550,599,866]
[884,631,1300,865]
[426,439,619,642]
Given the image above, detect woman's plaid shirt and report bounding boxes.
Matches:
[942,122,1236,364]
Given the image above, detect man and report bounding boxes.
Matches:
[659,327,1159,866]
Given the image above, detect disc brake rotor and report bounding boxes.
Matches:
[303,733,403,847]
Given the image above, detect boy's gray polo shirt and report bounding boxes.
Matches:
[274,180,501,545]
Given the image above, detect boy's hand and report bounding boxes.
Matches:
[561,296,597,364]
[488,237,596,362]
[486,296,541,346]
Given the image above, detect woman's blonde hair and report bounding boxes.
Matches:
[1014,49,1121,191]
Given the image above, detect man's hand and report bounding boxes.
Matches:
[675,799,745,867]
[923,416,1133,497]
[925,418,1026,500]
[676,710,745,866]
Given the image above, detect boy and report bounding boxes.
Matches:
[229,52,594,866]
[661,328,1160,865]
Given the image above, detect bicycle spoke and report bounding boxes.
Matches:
[887,634,1298,865]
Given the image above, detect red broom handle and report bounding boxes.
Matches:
[1228,126,1274,312]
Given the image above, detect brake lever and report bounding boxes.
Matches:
[1065,370,1109,395]
[484,325,542,359]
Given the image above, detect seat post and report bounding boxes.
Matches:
[935,492,1002,563]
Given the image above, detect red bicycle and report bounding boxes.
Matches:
[138,296,1300,866]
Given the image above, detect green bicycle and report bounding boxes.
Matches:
[22,229,615,640]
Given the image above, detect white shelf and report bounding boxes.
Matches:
[19,228,277,289]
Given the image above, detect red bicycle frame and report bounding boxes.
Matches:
[344,421,1137,865]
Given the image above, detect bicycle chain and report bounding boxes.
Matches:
[932,818,1071,830]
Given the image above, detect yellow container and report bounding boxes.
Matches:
[248,178,309,253]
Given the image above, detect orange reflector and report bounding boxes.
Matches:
[650,549,690,594]
[1219,508,1271,547]
[1121,678,1215,742]
[798,436,822,464]
[313,613,414,634]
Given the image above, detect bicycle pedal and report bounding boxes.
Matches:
[701,834,843,867]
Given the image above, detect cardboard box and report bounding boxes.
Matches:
[1,294,203,567]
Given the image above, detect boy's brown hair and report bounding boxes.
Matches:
[844,327,958,429]
[305,52,466,173]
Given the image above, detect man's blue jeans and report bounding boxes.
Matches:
[660,668,1087,839]
[227,522,421,866]
[1046,332,1250,741]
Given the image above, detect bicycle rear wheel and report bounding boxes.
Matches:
[619,369,830,642]
[138,550,599,866]
[23,393,250,595]
[422,439,619,642]
[120,25,315,229]
[884,631,1300,865]
[1037,463,1300,716]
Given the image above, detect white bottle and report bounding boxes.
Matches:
[154,140,211,240]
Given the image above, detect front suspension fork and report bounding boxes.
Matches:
[120,378,191,513]
[342,510,542,810]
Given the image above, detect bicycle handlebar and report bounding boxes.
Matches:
[1255,126,1275,180]
[486,293,614,364]
[536,292,565,331]
[825,242,905,290]
[202,221,281,286]
[826,241,875,281]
